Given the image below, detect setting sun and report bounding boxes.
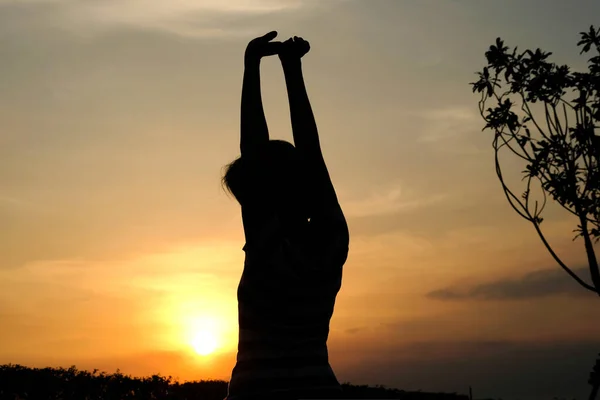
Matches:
[191,330,219,356]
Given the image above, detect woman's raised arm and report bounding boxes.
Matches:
[279,37,342,213]
[240,31,280,157]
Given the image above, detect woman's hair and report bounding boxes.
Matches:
[222,140,303,207]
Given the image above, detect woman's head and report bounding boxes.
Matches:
[222,140,310,216]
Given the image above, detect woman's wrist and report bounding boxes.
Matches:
[281,58,302,71]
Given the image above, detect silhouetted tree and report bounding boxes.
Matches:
[471,25,600,400]
[471,26,600,293]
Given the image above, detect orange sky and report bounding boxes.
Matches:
[1,1,599,399]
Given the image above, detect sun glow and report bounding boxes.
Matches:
[191,329,219,356]
[135,244,241,357]
[182,314,232,357]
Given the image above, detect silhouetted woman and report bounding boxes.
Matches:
[222,31,350,400]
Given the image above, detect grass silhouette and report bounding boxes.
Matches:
[0,364,469,400]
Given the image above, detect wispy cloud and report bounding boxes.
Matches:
[410,106,487,155]
[0,0,311,37]
[0,0,64,3]
[0,195,23,206]
[415,107,480,142]
[427,267,593,301]
[0,0,304,12]
[342,184,449,218]
[0,194,40,212]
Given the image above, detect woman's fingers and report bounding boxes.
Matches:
[248,31,277,46]
[301,39,310,53]
[277,36,311,59]
[245,32,281,61]
[261,31,278,42]
[293,37,310,57]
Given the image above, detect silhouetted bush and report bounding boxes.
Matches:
[0,364,469,400]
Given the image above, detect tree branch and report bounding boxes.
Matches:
[531,220,598,293]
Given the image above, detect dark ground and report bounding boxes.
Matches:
[0,364,470,400]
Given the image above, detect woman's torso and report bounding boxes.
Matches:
[226,216,349,400]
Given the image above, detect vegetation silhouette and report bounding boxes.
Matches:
[221,32,350,399]
[0,365,470,400]
[470,25,600,400]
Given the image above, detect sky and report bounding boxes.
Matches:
[1,0,599,399]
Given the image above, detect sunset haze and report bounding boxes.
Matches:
[1,1,600,399]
